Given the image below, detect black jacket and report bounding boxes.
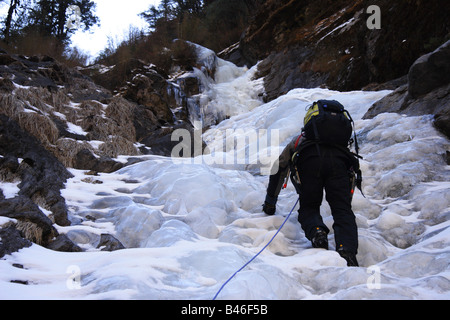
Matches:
[265,135,303,204]
[265,134,360,205]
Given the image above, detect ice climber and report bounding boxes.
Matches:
[263,100,361,267]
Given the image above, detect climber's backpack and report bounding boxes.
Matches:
[300,99,365,197]
[303,99,354,149]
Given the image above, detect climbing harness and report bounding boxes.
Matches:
[212,199,300,300]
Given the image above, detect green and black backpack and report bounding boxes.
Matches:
[303,99,357,151]
[299,100,364,197]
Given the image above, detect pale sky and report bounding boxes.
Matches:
[0,0,161,61]
[71,0,161,61]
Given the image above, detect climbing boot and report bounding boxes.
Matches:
[311,227,329,250]
[337,247,359,267]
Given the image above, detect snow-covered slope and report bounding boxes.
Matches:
[1,50,449,300]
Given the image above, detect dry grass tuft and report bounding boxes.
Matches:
[99,136,139,158]
[79,100,104,117]
[15,87,53,114]
[0,78,143,167]
[105,96,136,141]
[51,90,71,113]
[0,93,25,118]
[15,221,44,245]
[53,138,95,167]
[16,112,59,146]
[80,114,115,141]
[65,100,104,125]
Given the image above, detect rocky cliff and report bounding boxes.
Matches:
[0,42,217,255]
[220,0,449,138]
[230,0,449,100]
[0,49,202,256]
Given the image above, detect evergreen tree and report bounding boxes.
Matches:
[141,0,204,27]
[174,0,203,16]
[141,0,177,30]
[2,0,98,41]
[138,0,263,51]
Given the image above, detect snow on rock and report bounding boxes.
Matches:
[0,181,20,199]
[1,46,449,300]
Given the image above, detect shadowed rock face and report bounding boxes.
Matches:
[225,0,449,139]
[236,0,449,101]
[0,114,83,257]
[408,40,450,99]
[0,114,72,225]
[363,41,450,139]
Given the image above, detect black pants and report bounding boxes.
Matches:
[296,147,358,254]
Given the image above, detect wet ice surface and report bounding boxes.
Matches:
[1,51,449,300]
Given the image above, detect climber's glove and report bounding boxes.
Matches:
[262,195,277,215]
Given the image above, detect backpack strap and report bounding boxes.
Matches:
[343,109,360,156]
[294,134,303,149]
[283,134,304,190]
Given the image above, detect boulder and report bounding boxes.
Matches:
[0,195,83,255]
[0,226,32,259]
[74,149,124,174]
[408,40,450,98]
[47,234,82,253]
[97,234,125,251]
[363,41,450,139]
[0,196,57,246]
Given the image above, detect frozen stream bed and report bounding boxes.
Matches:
[1,47,449,300]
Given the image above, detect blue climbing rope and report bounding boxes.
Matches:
[213,199,300,300]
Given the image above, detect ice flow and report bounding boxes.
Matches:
[1,45,449,300]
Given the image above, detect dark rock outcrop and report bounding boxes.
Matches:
[0,114,72,226]
[73,149,124,174]
[79,58,203,157]
[97,234,125,252]
[0,196,82,258]
[239,0,450,101]
[408,40,450,99]
[0,114,82,257]
[0,226,32,258]
[0,196,57,244]
[120,66,175,125]
[363,41,450,139]
[80,59,176,126]
[0,52,111,101]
